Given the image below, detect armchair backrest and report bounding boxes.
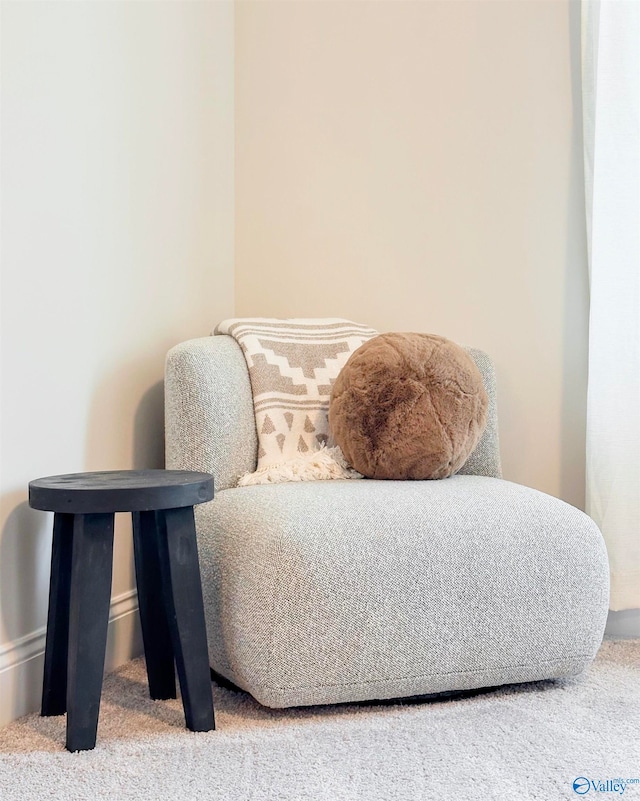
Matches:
[165,336,502,490]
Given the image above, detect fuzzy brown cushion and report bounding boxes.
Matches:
[329,333,488,480]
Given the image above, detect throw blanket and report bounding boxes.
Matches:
[215,318,378,485]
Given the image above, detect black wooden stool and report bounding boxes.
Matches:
[28,469,215,752]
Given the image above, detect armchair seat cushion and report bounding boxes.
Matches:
[195,475,609,708]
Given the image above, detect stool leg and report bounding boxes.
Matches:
[132,511,176,700]
[66,513,114,752]
[42,513,74,716]
[156,506,215,732]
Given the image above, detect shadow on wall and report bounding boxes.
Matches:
[83,361,166,596]
[84,359,165,473]
[560,0,589,511]
[0,493,52,646]
[0,361,166,659]
[133,380,165,471]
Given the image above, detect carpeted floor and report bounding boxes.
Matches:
[0,640,638,801]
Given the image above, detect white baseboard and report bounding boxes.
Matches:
[0,590,143,728]
[605,608,640,639]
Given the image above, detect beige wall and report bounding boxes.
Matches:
[0,0,234,724]
[235,0,588,506]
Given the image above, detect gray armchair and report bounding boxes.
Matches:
[165,334,609,708]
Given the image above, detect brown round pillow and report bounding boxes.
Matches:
[329,332,488,480]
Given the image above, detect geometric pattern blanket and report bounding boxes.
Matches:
[214,318,378,485]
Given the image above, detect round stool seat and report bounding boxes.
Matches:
[29,469,214,514]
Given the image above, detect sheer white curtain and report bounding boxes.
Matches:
[582,0,640,610]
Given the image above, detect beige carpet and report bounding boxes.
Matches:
[0,640,638,800]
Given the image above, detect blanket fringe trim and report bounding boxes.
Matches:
[237,446,363,486]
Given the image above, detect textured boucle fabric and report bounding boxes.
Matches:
[330,332,489,479]
[457,347,501,478]
[195,476,609,708]
[165,337,258,490]
[164,336,502,487]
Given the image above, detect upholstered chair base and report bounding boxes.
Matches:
[195,476,609,708]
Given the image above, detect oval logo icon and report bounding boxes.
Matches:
[573,777,591,795]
